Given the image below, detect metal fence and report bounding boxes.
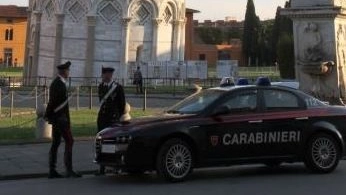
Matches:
[0,75,281,88]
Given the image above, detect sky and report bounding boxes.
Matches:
[0,0,288,21]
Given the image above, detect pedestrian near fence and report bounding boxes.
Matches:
[133,66,143,94]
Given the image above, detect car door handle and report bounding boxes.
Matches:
[248,120,263,124]
[295,117,309,120]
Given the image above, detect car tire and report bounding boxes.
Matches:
[304,133,341,173]
[156,138,193,182]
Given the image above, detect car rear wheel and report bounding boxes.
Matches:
[304,133,340,173]
[156,138,193,182]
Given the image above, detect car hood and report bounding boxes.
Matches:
[98,113,195,138]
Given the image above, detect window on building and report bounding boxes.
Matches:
[5,28,13,41]
[4,48,13,67]
[199,54,206,61]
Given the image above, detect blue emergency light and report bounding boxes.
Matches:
[256,77,271,86]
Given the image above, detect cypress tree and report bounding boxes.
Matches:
[272,0,294,78]
[242,0,260,66]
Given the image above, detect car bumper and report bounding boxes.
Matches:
[94,137,154,169]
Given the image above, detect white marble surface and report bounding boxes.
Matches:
[27,0,186,79]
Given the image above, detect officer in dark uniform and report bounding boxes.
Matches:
[97,67,126,174]
[45,61,81,178]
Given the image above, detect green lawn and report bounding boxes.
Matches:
[0,67,23,77]
[0,108,160,143]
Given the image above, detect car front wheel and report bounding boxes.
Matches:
[304,133,341,173]
[156,138,193,182]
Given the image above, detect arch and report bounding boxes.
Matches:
[42,0,57,20]
[127,0,158,19]
[63,0,90,12]
[160,0,179,21]
[63,0,90,22]
[96,0,124,24]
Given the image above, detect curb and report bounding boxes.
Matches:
[0,170,97,181]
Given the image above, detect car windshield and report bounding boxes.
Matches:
[167,89,225,114]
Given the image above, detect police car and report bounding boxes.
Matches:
[95,78,346,182]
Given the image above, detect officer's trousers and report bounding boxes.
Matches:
[49,121,74,172]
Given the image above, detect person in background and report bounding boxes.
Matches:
[133,66,143,94]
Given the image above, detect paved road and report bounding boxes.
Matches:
[1,162,346,195]
[0,141,97,178]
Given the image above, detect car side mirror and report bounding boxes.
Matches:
[212,106,229,116]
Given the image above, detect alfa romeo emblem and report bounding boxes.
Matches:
[210,136,219,146]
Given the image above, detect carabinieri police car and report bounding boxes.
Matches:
[94,78,346,182]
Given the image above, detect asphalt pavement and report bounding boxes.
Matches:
[0,139,97,180]
[2,162,346,195]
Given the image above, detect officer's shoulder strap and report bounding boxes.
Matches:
[99,82,118,107]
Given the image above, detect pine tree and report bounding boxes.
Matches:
[242,0,261,66]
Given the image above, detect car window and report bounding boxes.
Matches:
[219,90,257,114]
[263,89,300,111]
[167,89,225,114]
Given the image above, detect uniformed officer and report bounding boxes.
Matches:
[45,61,81,178]
[97,66,126,174]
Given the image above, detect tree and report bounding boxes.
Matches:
[195,27,242,45]
[272,0,294,78]
[242,0,261,66]
[258,20,275,66]
[277,33,295,79]
[196,27,224,44]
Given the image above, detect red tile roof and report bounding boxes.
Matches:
[0,5,28,18]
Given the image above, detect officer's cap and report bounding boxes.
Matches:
[57,61,71,70]
[102,66,115,74]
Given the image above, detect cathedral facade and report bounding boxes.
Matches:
[25,0,186,81]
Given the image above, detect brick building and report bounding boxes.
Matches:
[0,5,27,67]
[185,9,244,66]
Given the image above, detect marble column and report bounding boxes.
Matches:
[179,19,186,61]
[53,14,65,76]
[172,20,183,61]
[121,17,132,82]
[151,18,162,61]
[32,11,42,84]
[23,9,32,85]
[84,15,97,81]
